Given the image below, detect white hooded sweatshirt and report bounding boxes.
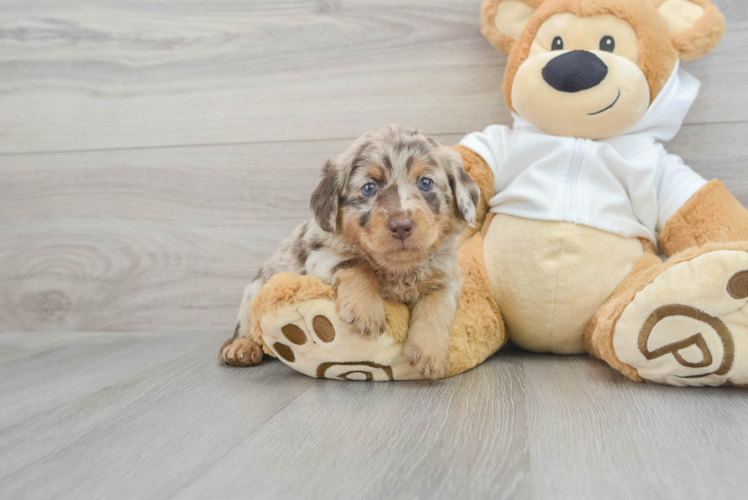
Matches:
[459,62,706,244]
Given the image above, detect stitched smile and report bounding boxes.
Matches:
[588,89,621,115]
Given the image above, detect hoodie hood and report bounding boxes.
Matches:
[512,61,700,142]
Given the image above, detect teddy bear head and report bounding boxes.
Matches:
[480,0,725,139]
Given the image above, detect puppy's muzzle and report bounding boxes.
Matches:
[388,219,414,241]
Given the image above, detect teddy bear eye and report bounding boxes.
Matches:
[600,36,615,52]
[552,36,564,51]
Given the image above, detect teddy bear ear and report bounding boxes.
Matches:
[656,0,726,61]
[481,0,545,54]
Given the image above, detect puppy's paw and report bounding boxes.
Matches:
[336,293,387,337]
[403,338,450,379]
[219,337,263,367]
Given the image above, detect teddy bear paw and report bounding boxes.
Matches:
[258,299,421,381]
[614,249,748,387]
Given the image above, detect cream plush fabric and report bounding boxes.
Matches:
[485,214,642,353]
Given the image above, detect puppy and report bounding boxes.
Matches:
[219,124,480,378]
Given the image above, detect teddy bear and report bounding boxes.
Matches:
[231,0,748,387]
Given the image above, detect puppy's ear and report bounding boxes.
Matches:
[310,160,342,233]
[656,0,725,61]
[481,0,543,54]
[445,149,480,227]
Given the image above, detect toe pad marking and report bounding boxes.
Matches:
[727,270,748,299]
[313,316,336,343]
[274,342,295,362]
[281,324,307,345]
[317,361,394,380]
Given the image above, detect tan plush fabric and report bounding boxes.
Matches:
[510,31,651,139]
[250,272,337,351]
[484,214,643,354]
[586,180,748,386]
[258,293,418,380]
[453,145,495,244]
[614,249,748,386]
[586,242,748,385]
[444,228,507,377]
[584,248,661,381]
[481,0,546,54]
[665,0,726,61]
[659,179,748,257]
[502,0,679,112]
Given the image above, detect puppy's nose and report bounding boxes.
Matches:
[542,50,608,92]
[388,219,414,241]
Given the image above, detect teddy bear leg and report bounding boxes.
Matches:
[586,243,748,387]
[587,181,748,386]
[659,179,748,256]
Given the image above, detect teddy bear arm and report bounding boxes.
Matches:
[443,226,508,377]
[453,145,495,244]
[659,179,748,256]
[249,227,507,380]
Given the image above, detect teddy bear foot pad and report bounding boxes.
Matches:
[614,250,748,387]
[260,299,422,381]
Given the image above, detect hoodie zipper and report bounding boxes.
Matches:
[563,138,586,222]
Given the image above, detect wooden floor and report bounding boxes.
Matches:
[1,1,747,498]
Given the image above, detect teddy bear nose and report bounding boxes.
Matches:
[388,219,414,241]
[542,50,608,93]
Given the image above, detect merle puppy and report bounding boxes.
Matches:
[220,125,480,378]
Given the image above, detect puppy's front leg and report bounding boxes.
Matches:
[219,280,264,367]
[334,267,387,336]
[403,281,461,379]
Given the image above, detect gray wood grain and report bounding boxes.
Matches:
[2,1,748,498]
[0,0,745,154]
[522,355,748,499]
[1,333,746,500]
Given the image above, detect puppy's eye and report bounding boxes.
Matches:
[600,36,615,52]
[418,177,433,192]
[362,183,377,196]
[552,36,564,51]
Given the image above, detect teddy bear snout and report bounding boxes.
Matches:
[542,50,608,93]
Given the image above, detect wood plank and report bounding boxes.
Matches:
[0,331,528,500]
[0,331,212,427]
[2,332,746,500]
[177,354,529,500]
[0,331,317,499]
[0,0,745,154]
[2,123,747,335]
[521,353,748,499]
